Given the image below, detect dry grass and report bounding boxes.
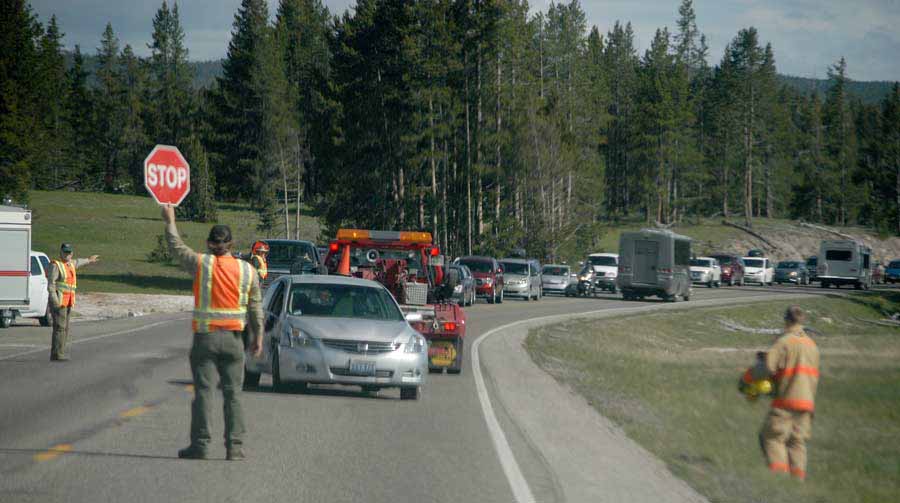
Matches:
[526,293,900,503]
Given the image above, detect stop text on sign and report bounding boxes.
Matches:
[146,163,188,190]
[144,144,190,206]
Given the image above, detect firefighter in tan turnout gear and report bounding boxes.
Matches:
[161,206,264,461]
[759,306,820,480]
[250,240,269,281]
[47,243,99,361]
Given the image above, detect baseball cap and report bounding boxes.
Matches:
[207,225,233,244]
[61,243,74,253]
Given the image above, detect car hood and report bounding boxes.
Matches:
[744,266,765,272]
[690,266,713,273]
[505,273,528,281]
[543,274,569,282]
[287,316,413,342]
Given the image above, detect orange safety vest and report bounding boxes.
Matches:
[192,254,253,333]
[53,260,77,308]
[251,254,268,280]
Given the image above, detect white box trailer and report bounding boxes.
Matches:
[1,205,32,328]
[818,239,872,289]
[617,228,693,301]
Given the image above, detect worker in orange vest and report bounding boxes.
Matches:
[161,206,264,461]
[759,306,820,480]
[250,241,269,281]
[47,243,99,361]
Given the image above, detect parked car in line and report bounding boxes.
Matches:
[710,253,745,286]
[742,257,774,286]
[587,253,619,293]
[243,274,428,400]
[690,257,722,288]
[541,264,573,295]
[885,259,900,283]
[872,262,885,285]
[806,256,819,283]
[455,256,504,304]
[449,264,476,306]
[817,240,872,290]
[261,239,322,289]
[617,229,693,302]
[501,258,542,301]
[774,260,810,285]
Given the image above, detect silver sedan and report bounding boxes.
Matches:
[244,275,428,400]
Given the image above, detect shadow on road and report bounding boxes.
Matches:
[244,384,397,401]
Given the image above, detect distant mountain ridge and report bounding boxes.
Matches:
[64,53,895,103]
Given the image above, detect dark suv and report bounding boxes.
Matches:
[710,253,745,286]
[456,256,504,304]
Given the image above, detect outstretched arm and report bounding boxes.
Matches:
[162,205,200,274]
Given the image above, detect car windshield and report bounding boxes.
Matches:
[690,259,712,267]
[267,242,317,269]
[589,256,617,267]
[711,255,734,265]
[288,283,402,321]
[744,259,764,268]
[889,261,900,269]
[543,266,569,276]
[458,259,493,273]
[778,262,799,269]
[501,262,529,275]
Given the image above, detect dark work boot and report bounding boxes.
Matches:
[225,446,245,461]
[177,445,207,460]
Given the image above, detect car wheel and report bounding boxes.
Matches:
[400,386,419,400]
[707,280,713,288]
[0,315,11,329]
[715,281,721,288]
[243,367,261,390]
[39,304,52,327]
[272,350,286,392]
[362,385,380,396]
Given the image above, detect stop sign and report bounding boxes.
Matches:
[144,144,190,206]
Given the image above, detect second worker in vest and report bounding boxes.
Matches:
[250,240,269,282]
[48,243,99,361]
[162,205,264,461]
[759,306,820,480]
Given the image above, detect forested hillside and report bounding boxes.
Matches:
[2,0,900,261]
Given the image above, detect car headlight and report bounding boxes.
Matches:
[405,333,426,354]
[291,327,312,346]
[789,271,797,277]
[453,285,463,292]
[483,277,493,285]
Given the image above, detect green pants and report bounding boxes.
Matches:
[189,331,246,449]
[51,305,72,359]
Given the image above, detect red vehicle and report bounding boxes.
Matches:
[710,253,746,286]
[325,229,467,374]
[456,256,505,304]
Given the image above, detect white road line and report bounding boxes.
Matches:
[0,317,189,361]
[471,293,804,503]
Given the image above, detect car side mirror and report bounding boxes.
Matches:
[405,313,424,323]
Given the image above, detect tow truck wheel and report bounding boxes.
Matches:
[400,386,419,400]
[243,367,261,389]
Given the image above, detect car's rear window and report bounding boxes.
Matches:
[825,250,852,261]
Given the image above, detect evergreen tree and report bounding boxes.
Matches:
[119,44,149,193]
[823,57,857,225]
[95,22,125,191]
[177,133,218,222]
[33,14,68,189]
[146,1,194,147]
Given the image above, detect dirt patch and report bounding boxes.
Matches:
[71,292,193,321]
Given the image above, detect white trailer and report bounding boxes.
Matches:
[0,205,32,328]
[817,239,872,289]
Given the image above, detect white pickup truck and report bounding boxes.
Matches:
[1,206,51,328]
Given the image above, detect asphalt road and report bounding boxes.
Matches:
[0,283,862,502]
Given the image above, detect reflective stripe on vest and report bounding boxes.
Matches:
[54,260,77,307]
[192,254,252,333]
[252,254,268,280]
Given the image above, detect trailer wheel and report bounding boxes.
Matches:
[0,315,11,329]
[400,386,419,400]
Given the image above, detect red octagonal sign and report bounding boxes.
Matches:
[144,144,191,206]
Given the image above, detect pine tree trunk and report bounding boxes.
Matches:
[430,96,437,237]
[465,50,473,255]
[280,142,290,238]
[495,51,502,231]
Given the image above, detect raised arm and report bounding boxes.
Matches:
[161,206,200,274]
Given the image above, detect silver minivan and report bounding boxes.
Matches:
[501,258,542,301]
[616,229,692,302]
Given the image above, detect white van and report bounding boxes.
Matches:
[741,257,774,286]
[818,240,872,289]
[1,205,32,328]
[18,251,52,326]
[587,253,619,293]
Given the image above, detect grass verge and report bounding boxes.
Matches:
[525,292,900,503]
[28,190,320,295]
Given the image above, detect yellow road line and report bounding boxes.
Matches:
[120,406,151,418]
[34,444,73,462]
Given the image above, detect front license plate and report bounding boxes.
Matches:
[349,360,376,376]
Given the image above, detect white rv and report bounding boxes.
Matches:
[817,240,872,289]
[1,205,32,328]
[617,229,693,302]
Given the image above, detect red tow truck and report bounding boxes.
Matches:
[324,229,467,374]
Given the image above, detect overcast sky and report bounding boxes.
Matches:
[30,0,900,81]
